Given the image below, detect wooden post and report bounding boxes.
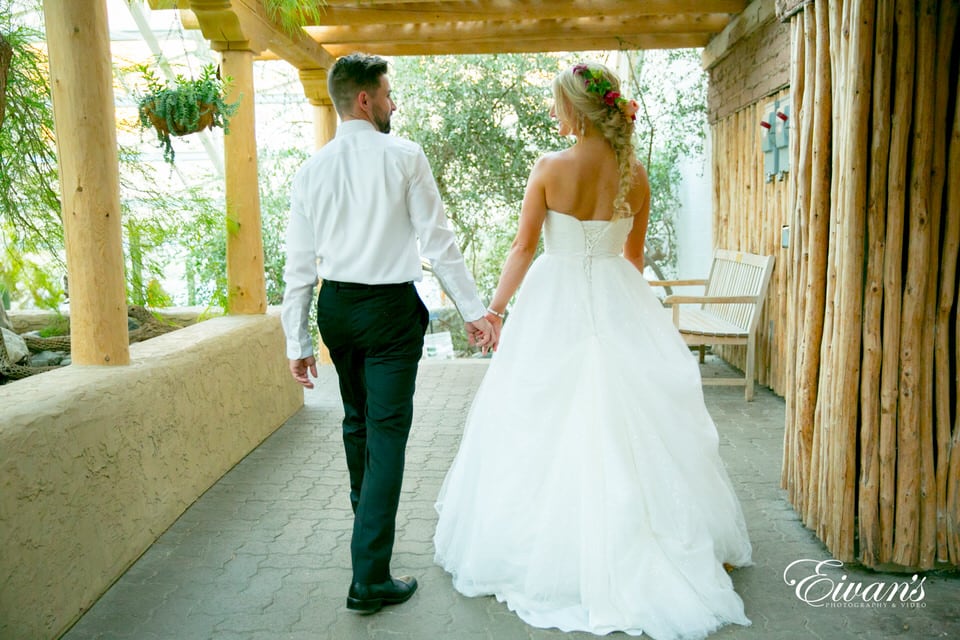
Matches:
[858,0,893,568]
[831,0,873,562]
[879,0,915,564]
[298,68,337,365]
[930,0,958,566]
[299,68,338,149]
[43,0,129,365]
[938,5,960,566]
[894,0,937,570]
[220,48,267,315]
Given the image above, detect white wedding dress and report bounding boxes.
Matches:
[434,210,753,639]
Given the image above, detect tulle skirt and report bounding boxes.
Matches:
[434,253,753,639]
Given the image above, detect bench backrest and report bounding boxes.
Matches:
[703,249,775,333]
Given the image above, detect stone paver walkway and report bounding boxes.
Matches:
[63,359,959,640]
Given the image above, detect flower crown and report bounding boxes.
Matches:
[571,64,638,121]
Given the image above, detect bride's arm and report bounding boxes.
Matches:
[623,163,651,272]
[486,158,549,316]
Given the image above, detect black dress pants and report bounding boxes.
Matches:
[316,280,428,584]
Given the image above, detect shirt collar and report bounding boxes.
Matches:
[337,119,378,137]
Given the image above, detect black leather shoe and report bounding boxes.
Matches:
[346,575,418,613]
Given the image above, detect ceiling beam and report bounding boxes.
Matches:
[307,0,747,26]
[306,15,731,45]
[319,33,712,58]
[183,0,333,68]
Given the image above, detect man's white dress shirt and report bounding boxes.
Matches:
[281,119,487,360]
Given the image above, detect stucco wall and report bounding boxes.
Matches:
[0,312,303,639]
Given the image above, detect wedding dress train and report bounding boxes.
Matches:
[434,210,753,639]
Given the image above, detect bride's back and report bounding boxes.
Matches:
[542,138,638,222]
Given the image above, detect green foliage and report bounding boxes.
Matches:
[38,313,69,337]
[262,0,328,36]
[624,49,708,277]
[136,63,238,163]
[144,278,173,307]
[179,148,306,309]
[174,187,229,309]
[258,148,308,305]
[391,54,565,303]
[0,0,65,308]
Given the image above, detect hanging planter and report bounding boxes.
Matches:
[136,63,238,163]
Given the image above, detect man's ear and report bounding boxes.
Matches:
[357,90,370,113]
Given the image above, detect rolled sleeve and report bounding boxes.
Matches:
[406,150,487,322]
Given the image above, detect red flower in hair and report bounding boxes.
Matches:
[569,63,637,121]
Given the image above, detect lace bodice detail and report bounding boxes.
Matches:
[543,210,633,257]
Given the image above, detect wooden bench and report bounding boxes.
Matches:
[650,249,775,401]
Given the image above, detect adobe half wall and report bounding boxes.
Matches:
[0,312,303,639]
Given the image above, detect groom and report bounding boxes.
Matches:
[280,53,498,614]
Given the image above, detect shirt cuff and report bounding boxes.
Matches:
[458,298,488,323]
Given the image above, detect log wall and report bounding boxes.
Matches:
[710,92,792,395]
[777,0,960,570]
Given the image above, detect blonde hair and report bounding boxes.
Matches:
[552,63,637,219]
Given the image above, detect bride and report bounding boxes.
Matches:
[434,62,753,639]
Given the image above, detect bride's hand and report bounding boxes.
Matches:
[466,317,499,354]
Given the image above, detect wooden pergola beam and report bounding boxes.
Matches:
[317,33,712,57]
[306,0,747,26]
[305,15,731,46]
[185,0,333,68]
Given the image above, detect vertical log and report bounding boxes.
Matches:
[879,0,915,564]
[859,0,893,568]
[789,7,818,515]
[930,0,959,565]
[784,11,812,504]
[221,48,267,315]
[937,4,960,565]
[831,0,874,562]
[805,0,834,533]
[894,0,937,569]
[43,0,129,365]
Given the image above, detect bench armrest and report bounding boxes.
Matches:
[648,279,708,287]
[661,295,758,306]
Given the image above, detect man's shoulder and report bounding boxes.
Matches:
[380,133,423,157]
[293,148,329,181]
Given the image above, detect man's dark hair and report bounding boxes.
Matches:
[328,53,389,116]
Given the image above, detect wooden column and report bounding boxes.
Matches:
[43,0,129,365]
[299,68,338,149]
[299,68,336,364]
[220,48,267,314]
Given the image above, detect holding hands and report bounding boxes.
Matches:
[466,308,504,354]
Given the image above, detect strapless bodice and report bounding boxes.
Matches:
[542,209,633,257]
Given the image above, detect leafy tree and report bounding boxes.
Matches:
[391,54,567,302]
[625,48,708,277]
[0,0,64,308]
[391,51,707,295]
[180,147,306,309]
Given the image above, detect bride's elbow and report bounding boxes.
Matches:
[510,239,537,258]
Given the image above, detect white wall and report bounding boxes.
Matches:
[672,131,714,295]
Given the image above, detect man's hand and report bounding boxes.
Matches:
[465,316,500,354]
[289,356,318,389]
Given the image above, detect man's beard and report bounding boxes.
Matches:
[373,110,391,134]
